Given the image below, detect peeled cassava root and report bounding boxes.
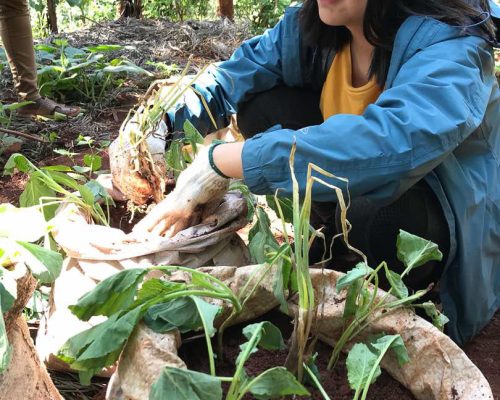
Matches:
[108,266,493,400]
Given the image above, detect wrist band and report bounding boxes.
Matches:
[208,142,231,179]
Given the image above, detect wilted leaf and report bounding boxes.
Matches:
[385,270,408,299]
[248,207,279,264]
[369,334,409,367]
[421,301,449,331]
[396,230,442,271]
[336,262,372,293]
[149,367,222,400]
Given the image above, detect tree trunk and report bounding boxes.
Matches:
[217,0,234,20]
[46,0,58,34]
[117,0,143,19]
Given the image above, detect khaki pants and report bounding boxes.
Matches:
[0,0,39,100]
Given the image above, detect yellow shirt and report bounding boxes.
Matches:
[320,44,382,120]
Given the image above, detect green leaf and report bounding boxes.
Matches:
[242,321,285,351]
[134,279,186,306]
[248,207,279,264]
[0,303,12,373]
[191,296,220,337]
[420,301,449,331]
[86,44,123,53]
[343,278,363,320]
[102,63,153,76]
[166,141,187,176]
[58,307,143,373]
[19,172,58,220]
[183,120,204,154]
[336,262,372,293]
[16,241,63,283]
[3,153,35,175]
[85,180,115,206]
[149,367,222,400]
[270,247,292,313]
[369,334,409,367]
[248,367,310,399]
[229,181,256,220]
[145,296,220,335]
[385,270,408,299]
[78,184,95,205]
[396,230,443,271]
[266,195,293,224]
[83,154,102,172]
[69,268,147,321]
[346,343,380,390]
[0,269,16,313]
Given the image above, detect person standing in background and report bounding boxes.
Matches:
[0,0,80,117]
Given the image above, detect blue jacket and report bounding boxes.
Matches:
[167,7,500,345]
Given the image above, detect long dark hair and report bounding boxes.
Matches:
[300,0,496,86]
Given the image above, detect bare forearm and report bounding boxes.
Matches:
[212,142,244,179]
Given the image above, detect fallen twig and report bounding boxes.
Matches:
[0,127,49,143]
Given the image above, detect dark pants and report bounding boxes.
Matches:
[237,86,450,292]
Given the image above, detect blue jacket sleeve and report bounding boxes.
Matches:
[242,35,495,204]
[166,8,302,135]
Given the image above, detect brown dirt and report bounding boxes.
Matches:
[179,309,500,399]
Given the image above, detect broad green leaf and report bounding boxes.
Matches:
[19,172,58,220]
[103,63,153,76]
[336,262,372,293]
[183,120,204,154]
[421,302,449,331]
[145,296,220,335]
[248,367,310,399]
[346,343,380,390]
[149,367,222,400]
[134,279,186,306]
[85,180,115,206]
[266,195,293,224]
[0,303,12,373]
[396,230,443,271]
[58,307,143,372]
[0,204,47,242]
[49,170,80,190]
[237,321,285,366]
[385,270,408,299]
[191,296,220,337]
[41,165,73,172]
[3,153,35,175]
[0,269,16,313]
[83,154,102,172]
[248,207,279,264]
[69,268,147,321]
[78,184,95,205]
[242,321,285,351]
[16,241,63,283]
[166,141,187,176]
[369,334,409,367]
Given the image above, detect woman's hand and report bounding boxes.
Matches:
[132,143,243,237]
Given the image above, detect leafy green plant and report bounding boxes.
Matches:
[346,334,409,400]
[235,0,293,33]
[149,320,309,400]
[0,204,63,372]
[35,40,152,103]
[57,265,242,383]
[3,153,113,224]
[327,230,447,371]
